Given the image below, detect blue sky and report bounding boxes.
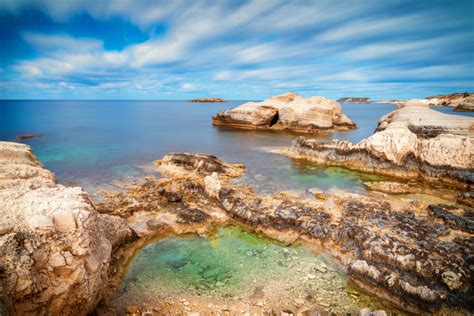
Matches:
[0,0,473,100]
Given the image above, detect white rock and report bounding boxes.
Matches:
[204,172,221,199]
[28,215,54,231]
[53,211,76,233]
[49,252,66,268]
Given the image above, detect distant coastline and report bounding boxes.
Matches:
[338,97,372,103]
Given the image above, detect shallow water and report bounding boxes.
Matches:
[1,100,401,193]
[116,226,402,313]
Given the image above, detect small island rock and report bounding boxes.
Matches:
[212,92,356,133]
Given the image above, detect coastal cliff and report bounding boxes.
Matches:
[212,92,356,133]
[0,142,132,315]
[282,104,474,188]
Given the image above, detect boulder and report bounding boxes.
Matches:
[155,152,245,178]
[212,92,356,133]
[0,141,132,315]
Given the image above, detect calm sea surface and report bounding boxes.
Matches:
[1,100,471,194]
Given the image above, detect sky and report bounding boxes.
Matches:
[0,0,473,100]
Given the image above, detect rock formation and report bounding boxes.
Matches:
[190,98,227,103]
[338,97,372,103]
[212,92,356,133]
[0,142,132,315]
[427,92,474,112]
[281,103,474,189]
[97,152,473,314]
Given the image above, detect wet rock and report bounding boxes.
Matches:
[308,187,327,200]
[155,152,245,178]
[176,208,211,224]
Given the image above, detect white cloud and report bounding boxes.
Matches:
[3,0,473,100]
[180,83,198,91]
[14,64,43,76]
[23,32,102,53]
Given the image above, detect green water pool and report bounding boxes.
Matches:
[115,226,402,314]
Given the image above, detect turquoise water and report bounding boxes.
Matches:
[115,226,401,313]
[3,100,471,193]
[1,100,400,193]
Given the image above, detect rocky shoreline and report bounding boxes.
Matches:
[212,93,356,133]
[279,103,474,190]
[96,152,473,315]
[1,133,473,314]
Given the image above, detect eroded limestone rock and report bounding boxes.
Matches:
[0,142,132,315]
[281,104,473,188]
[212,92,356,133]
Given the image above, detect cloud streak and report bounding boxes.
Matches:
[0,0,473,100]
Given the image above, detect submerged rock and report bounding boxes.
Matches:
[0,142,132,315]
[212,92,356,133]
[16,134,41,140]
[282,104,473,188]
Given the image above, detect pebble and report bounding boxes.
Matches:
[254,300,264,307]
[294,298,305,306]
[307,273,316,280]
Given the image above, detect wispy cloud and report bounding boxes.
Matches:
[0,0,473,100]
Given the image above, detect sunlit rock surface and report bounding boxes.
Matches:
[0,142,132,315]
[212,92,356,133]
[283,104,474,188]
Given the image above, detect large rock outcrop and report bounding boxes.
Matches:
[0,142,132,315]
[282,104,474,188]
[212,92,356,133]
